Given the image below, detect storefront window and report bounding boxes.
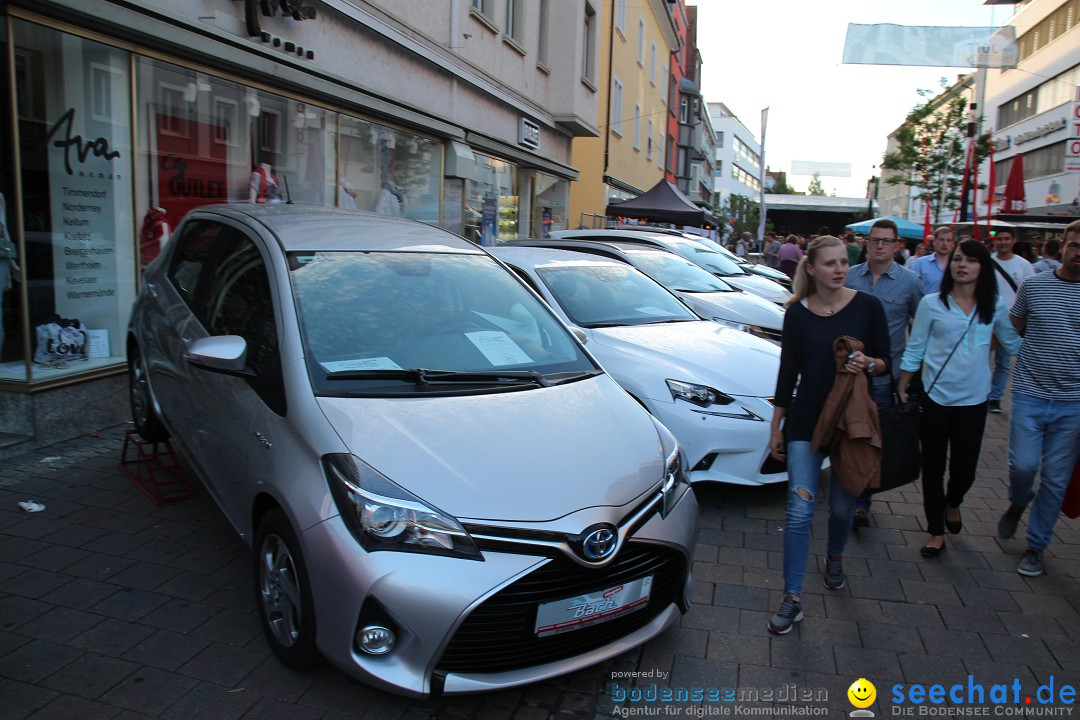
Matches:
[136,59,339,265]
[9,21,134,382]
[1,16,22,379]
[533,173,567,238]
[336,116,441,224]
[467,154,517,245]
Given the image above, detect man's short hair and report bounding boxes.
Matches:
[933,226,954,239]
[869,218,899,238]
[1064,219,1080,242]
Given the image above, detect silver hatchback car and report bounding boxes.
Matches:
[127,205,697,697]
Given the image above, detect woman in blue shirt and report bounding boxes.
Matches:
[898,240,1022,558]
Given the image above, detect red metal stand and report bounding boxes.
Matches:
[120,429,196,505]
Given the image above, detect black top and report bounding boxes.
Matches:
[774,291,890,442]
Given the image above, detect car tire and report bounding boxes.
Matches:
[128,346,169,443]
[254,508,321,670]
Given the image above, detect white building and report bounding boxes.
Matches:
[980,0,1080,217]
[707,102,762,212]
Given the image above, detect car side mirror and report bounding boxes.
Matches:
[184,335,253,376]
[569,326,587,345]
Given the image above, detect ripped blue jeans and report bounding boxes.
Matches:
[782,441,858,597]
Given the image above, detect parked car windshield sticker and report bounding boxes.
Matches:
[465,331,533,366]
[319,357,404,373]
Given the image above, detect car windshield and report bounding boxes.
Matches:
[536,264,698,328]
[692,237,750,265]
[667,240,747,277]
[289,251,595,395]
[628,251,736,293]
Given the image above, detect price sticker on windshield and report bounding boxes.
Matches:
[466,331,533,366]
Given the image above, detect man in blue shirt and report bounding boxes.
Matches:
[910,226,955,295]
[844,218,925,528]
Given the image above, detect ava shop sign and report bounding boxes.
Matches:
[993,116,1067,152]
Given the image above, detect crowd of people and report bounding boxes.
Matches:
[763,218,1080,635]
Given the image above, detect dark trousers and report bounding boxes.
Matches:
[920,397,989,536]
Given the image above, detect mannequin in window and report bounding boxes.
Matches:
[250,162,281,204]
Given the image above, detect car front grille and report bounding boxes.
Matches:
[434,543,686,674]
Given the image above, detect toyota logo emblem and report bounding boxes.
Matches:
[581,527,617,561]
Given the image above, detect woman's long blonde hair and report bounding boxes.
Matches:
[785,235,844,308]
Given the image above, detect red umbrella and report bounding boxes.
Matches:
[1002,153,1026,214]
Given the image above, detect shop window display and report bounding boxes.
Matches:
[467,154,518,245]
[336,116,441,224]
[135,59,338,265]
[5,21,135,382]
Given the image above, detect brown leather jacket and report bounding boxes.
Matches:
[811,336,882,496]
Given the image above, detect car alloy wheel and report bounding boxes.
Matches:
[128,346,168,442]
[254,509,321,669]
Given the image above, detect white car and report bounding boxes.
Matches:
[550,229,791,305]
[489,246,786,487]
[506,238,784,344]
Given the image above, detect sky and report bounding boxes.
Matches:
[693,0,1012,198]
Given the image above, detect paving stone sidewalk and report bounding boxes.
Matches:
[1,408,1077,720]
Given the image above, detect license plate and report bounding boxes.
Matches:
[534,575,653,637]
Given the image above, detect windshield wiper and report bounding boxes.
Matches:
[639,318,696,325]
[580,321,625,328]
[325,367,551,386]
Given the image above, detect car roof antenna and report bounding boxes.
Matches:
[283,174,293,204]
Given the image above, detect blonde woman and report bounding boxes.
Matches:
[767,236,891,634]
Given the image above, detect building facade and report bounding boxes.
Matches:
[0,0,600,453]
[673,5,713,214]
[708,103,762,217]
[981,0,1080,217]
[568,0,678,228]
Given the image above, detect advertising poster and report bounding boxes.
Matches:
[44,48,134,361]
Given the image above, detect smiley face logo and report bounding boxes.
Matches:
[848,678,876,709]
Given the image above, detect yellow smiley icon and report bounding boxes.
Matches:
[848,678,876,709]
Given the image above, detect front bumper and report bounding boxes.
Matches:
[648,396,787,486]
[299,485,697,697]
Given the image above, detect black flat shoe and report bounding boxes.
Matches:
[921,543,946,558]
[945,508,962,535]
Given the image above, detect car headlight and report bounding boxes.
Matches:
[323,454,482,560]
[713,317,750,333]
[666,379,735,408]
[661,443,691,518]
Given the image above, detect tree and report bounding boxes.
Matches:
[880,83,991,223]
[714,194,772,238]
[807,174,826,196]
[769,176,798,195]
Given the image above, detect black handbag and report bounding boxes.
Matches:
[871,377,922,494]
[871,313,976,494]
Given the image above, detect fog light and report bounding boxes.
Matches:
[357,625,395,655]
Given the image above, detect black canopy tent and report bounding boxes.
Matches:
[605,180,706,226]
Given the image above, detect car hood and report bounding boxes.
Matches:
[724,273,791,302]
[315,376,664,523]
[678,290,785,330]
[588,321,779,396]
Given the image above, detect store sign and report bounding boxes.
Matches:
[1068,88,1080,175]
[519,118,540,150]
[44,108,121,176]
[244,0,317,59]
[1013,117,1066,147]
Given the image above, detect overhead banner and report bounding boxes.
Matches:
[790,161,852,178]
[842,24,1017,68]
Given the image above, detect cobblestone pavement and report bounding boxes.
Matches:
[1,407,1077,720]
